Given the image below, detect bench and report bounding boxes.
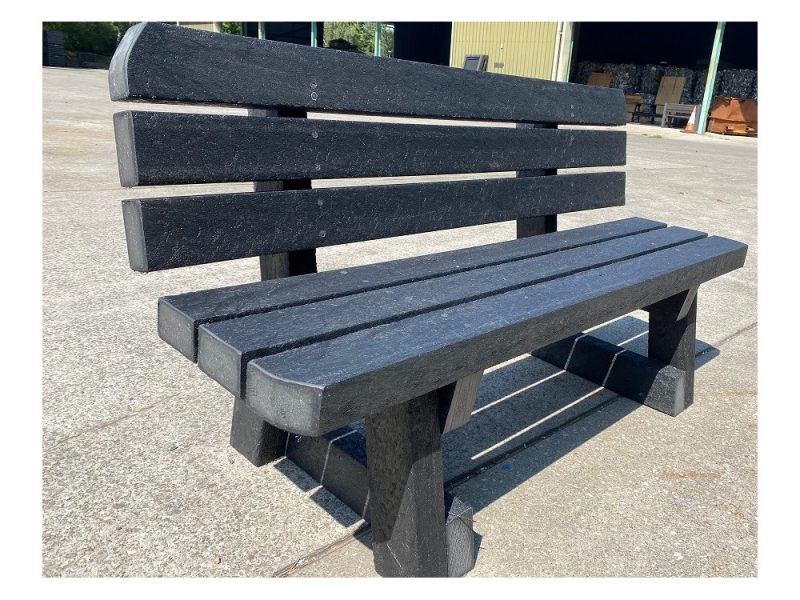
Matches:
[634,75,689,124]
[661,102,696,127]
[631,101,655,123]
[109,22,747,577]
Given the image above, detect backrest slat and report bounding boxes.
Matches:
[110,22,626,126]
[122,172,626,272]
[114,111,625,187]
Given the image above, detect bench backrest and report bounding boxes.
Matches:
[110,22,627,273]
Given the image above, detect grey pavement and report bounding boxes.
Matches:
[42,67,757,577]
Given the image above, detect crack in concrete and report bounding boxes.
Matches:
[272,522,371,577]
[48,403,160,449]
[705,321,757,355]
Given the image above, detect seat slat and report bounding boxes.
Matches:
[123,171,626,272]
[158,218,665,361]
[113,111,626,187]
[198,227,707,397]
[110,22,626,126]
[244,236,747,436]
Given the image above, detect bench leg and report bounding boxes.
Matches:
[285,427,478,576]
[365,392,449,577]
[233,247,313,465]
[516,122,557,238]
[534,287,699,417]
[259,249,316,279]
[646,287,698,413]
[533,333,689,417]
[517,215,557,237]
[230,396,288,466]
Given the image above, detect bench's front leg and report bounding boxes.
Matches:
[647,287,698,413]
[365,392,449,577]
[230,396,288,466]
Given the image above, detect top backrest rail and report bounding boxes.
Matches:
[110,22,627,126]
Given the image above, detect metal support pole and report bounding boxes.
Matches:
[258,22,265,40]
[311,22,318,47]
[697,21,725,135]
[560,22,576,83]
[374,22,382,57]
[550,21,564,81]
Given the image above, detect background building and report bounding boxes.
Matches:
[43,20,757,134]
[449,22,569,80]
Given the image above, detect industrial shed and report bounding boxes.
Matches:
[177,21,757,134]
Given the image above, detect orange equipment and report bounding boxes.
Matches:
[707,97,758,136]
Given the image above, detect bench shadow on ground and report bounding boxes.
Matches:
[272,314,720,567]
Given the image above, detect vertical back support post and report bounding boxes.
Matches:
[647,287,698,413]
[230,108,318,467]
[365,392,449,577]
[254,108,317,280]
[516,122,558,237]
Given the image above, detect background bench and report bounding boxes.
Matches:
[661,102,696,127]
[110,22,746,577]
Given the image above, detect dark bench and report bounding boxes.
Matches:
[109,22,747,577]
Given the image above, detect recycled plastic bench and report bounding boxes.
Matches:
[109,22,747,577]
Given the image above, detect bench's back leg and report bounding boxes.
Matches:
[259,248,316,280]
[229,107,317,466]
[516,122,558,238]
[517,214,557,237]
[365,392,449,577]
[647,288,698,413]
[251,106,317,282]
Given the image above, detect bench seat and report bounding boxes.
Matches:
[159,217,746,437]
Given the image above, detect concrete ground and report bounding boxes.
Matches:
[42,67,757,577]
